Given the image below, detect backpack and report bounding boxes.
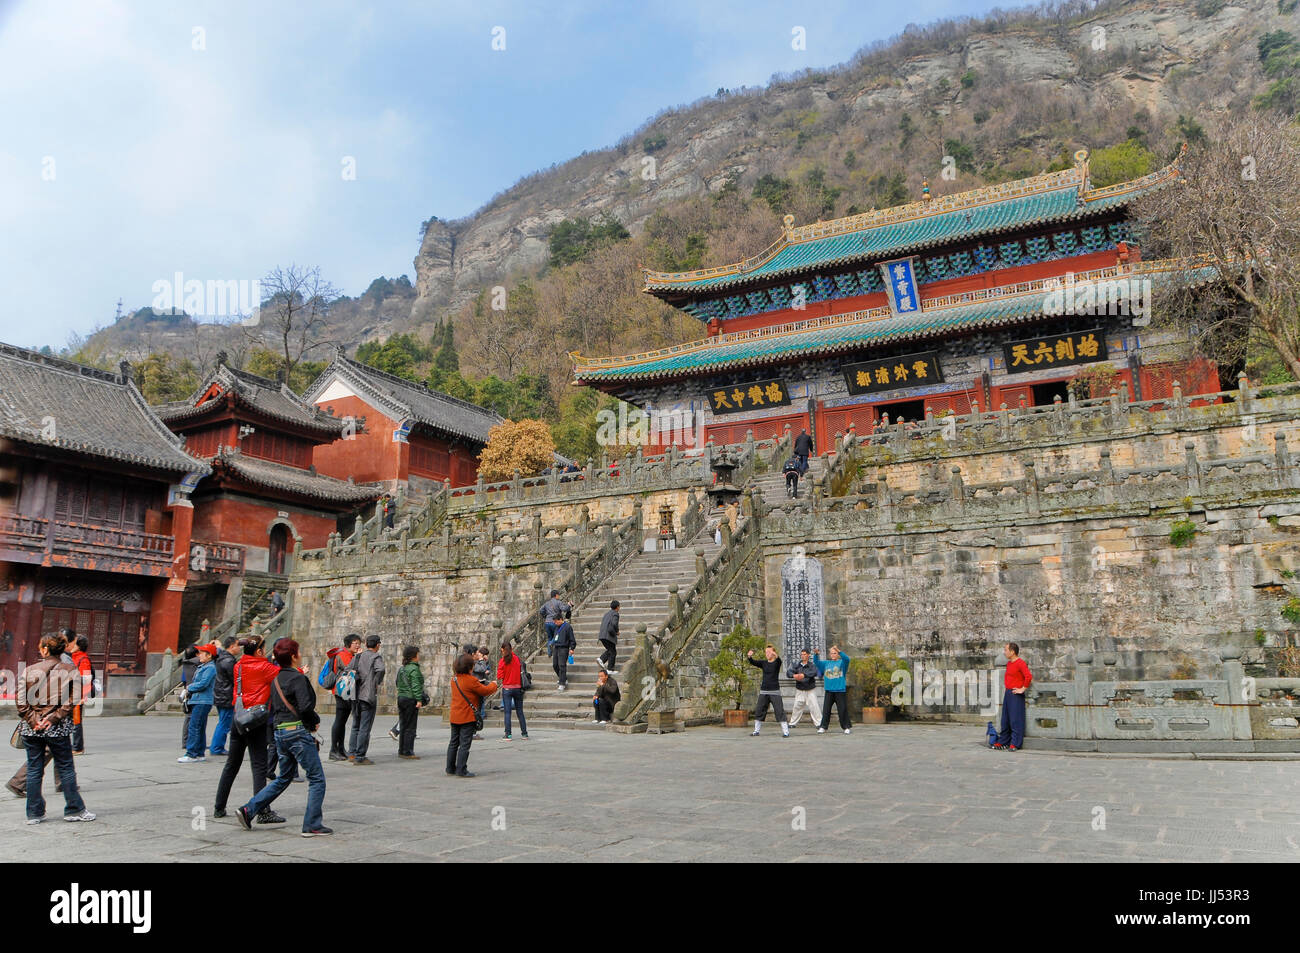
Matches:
[986,721,998,748]
[318,654,340,690]
[335,668,356,701]
[782,457,800,474]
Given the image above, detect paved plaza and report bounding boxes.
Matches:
[2,716,1297,862]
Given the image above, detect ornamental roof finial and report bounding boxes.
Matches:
[921,180,931,203]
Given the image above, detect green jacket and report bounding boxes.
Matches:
[396,661,425,700]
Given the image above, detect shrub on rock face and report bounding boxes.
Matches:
[477,418,556,482]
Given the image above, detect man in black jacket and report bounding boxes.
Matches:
[793,429,813,473]
[552,612,576,691]
[597,600,620,674]
[786,649,822,729]
[210,636,240,756]
[747,645,789,737]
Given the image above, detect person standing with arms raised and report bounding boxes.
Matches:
[747,644,789,738]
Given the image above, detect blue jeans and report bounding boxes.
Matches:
[502,688,527,737]
[544,620,557,656]
[24,733,85,819]
[211,705,234,753]
[243,727,325,832]
[186,703,212,758]
[998,689,1026,748]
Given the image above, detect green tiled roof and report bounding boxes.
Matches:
[644,160,1180,296]
[577,263,1218,384]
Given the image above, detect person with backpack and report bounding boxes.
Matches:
[787,648,822,728]
[592,670,620,724]
[17,632,95,824]
[552,611,576,692]
[213,635,285,825]
[235,638,331,837]
[497,640,529,741]
[597,600,620,674]
[178,644,218,763]
[447,652,497,778]
[347,635,384,764]
[540,590,566,657]
[793,428,813,473]
[814,645,852,734]
[322,634,360,761]
[210,636,240,757]
[68,633,92,755]
[395,645,425,759]
[783,457,801,498]
[747,645,789,737]
[994,642,1033,751]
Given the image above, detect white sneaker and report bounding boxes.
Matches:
[607,669,619,675]
[596,658,607,671]
[177,755,205,763]
[26,817,41,825]
[64,810,96,822]
[557,685,566,692]
[592,719,602,724]
[844,728,851,735]
[817,728,826,734]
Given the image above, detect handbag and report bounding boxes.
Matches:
[233,661,269,733]
[520,658,533,692]
[452,676,485,733]
[9,725,22,750]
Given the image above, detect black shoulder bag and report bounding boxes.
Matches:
[233,661,269,733]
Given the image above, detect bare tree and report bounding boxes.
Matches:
[1138,112,1300,380]
[245,265,340,380]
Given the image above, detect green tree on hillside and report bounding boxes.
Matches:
[549,214,630,268]
[1088,139,1158,187]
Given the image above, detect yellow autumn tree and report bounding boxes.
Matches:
[477,418,556,481]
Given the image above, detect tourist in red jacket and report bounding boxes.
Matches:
[497,641,528,740]
[994,642,1033,751]
[326,634,361,761]
[213,635,285,825]
[69,634,92,755]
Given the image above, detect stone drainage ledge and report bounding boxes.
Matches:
[1008,738,1300,757]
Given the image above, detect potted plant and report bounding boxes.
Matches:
[849,646,907,724]
[707,623,765,726]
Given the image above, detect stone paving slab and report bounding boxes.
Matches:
[1,717,1297,862]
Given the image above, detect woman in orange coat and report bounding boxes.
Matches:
[447,652,497,778]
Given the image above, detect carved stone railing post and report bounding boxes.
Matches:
[998,404,1011,441]
[532,581,543,648]
[1071,650,1095,739]
[1238,372,1252,413]
[1023,460,1040,517]
[950,466,964,505]
[1171,380,1185,424]
[669,584,683,628]
[1184,440,1201,496]
[876,473,892,524]
[720,519,732,547]
[1276,432,1294,489]
[1220,645,1252,740]
[531,512,542,548]
[1098,448,1115,504]
[695,547,707,578]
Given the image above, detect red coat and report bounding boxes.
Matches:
[497,654,522,689]
[1004,656,1033,690]
[234,655,279,706]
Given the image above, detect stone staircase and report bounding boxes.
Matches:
[478,531,723,732]
[750,455,826,507]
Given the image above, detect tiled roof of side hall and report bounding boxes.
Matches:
[573,258,1219,385]
[155,362,347,438]
[302,354,503,446]
[642,155,1181,296]
[0,343,211,476]
[211,447,379,505]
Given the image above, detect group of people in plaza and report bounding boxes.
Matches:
[8,608,1033,835]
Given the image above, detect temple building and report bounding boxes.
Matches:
[571,151,1221,450]
[303,353,502,495]
[0,345,209,696]
[155,358,379,641]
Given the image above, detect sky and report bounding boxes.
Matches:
[0,0,1026,349]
